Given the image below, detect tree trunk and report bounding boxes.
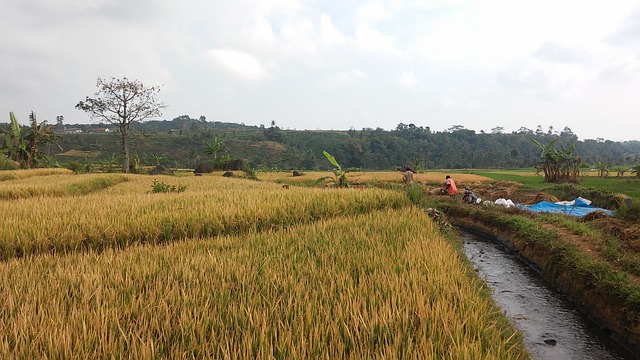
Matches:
[121,128,130,173]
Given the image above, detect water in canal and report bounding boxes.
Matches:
[461,231,636,360]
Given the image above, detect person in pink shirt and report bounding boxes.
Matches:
[444,175,458,196]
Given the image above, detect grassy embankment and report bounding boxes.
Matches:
[467,168,640,201]
[0,170,528,358]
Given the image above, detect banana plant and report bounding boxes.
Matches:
[1,112,60,168]
[315,151,349,188]
[531,138,581,183]
[1,112,29,167]
[630,163,640,178]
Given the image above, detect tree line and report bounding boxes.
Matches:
[3,77,639,173]
[37,116,638,173]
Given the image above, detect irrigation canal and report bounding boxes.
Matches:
[460,231,636,360]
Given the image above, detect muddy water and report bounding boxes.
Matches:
[461,231,635,360]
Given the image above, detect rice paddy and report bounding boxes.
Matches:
[0,170,528,358]
[257,171,493,186]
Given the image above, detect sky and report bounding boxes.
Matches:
[1,0,640,141]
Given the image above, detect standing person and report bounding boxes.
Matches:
[444,175,458,195]
[402,167,414,184]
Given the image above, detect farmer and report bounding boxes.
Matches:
[462,186,479,204]
[443,175,458,196]
[402,167,414,184]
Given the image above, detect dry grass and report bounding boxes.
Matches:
[0,208,527,359]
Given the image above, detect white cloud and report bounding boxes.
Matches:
[356,2,389,24]
[355,24,398,55]
[206,49,268,80]
[243,16,277,48]
[397,69,418,87]
[320,13,347,46]
[533,43,591,64]
[280,17,319,56]
[330,68,367,84]
[2,0,640,141]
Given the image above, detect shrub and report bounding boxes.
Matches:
[66,161,92,174]
[242,166,258,180]
[616,200,640,222]
[0,156,18,170]
[151,180,186,193]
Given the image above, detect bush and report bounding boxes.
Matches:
[66,161,92,174]
[151,180,186,193]
[242,166,258,180]
[0,156,18,170]
[616,200,640,222]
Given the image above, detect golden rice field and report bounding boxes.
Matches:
[0,173,128,200]
[0,170,528,358]
[257,171,493,185]
[0,167,71,181]
[0,173,407,261]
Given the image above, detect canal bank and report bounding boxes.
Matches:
[442,206,640,357]
[461,229,634,359]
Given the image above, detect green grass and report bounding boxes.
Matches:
[579,177,640,200]
[463,169,548,190]
[538,213,640,277]
[467,169,640,201]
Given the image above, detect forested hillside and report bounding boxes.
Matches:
[41,116,640,171]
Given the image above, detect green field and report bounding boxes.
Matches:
[465,169,640,201]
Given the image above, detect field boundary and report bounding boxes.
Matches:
[444,209,640,355]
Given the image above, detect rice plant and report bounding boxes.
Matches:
[0,208,527,359]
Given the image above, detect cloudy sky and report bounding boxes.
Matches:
[1,0,639,141]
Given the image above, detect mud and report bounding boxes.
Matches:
[461,231,636,360]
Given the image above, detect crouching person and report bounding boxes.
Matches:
[462,187,480,204]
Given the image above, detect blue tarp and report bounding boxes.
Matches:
[518,198,614,217]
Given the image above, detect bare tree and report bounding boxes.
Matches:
[76,77,166,173]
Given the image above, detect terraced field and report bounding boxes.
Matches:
[0,170,527,358]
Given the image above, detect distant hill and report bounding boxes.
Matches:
[35,116,640,171]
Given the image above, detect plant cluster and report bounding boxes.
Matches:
[66,160,92,174]
[316,151,349,187]
[151,179,186,193]
[532,138,582,183]
[1,112,59,168]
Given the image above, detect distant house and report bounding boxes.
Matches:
[89,128,113,133]
[63,128,83,133]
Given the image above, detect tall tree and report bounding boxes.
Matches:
[55,115,64,132]
[76,77,166,173]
